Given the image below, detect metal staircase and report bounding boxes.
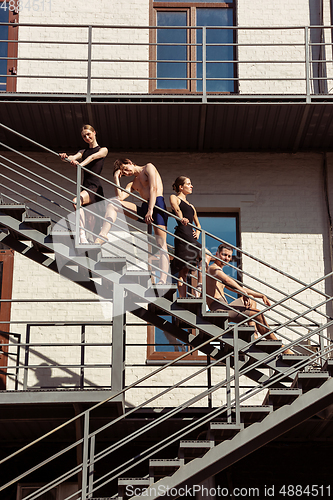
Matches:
[0,123,333,500]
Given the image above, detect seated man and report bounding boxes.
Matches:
[206,243,293,353]
[95,158,169,284]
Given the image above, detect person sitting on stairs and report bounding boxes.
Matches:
[206,243,293,354]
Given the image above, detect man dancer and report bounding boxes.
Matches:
[95,158,169,284]
[206,243,293,353]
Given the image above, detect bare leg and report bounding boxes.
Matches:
[73,190,93,244]
[153,225,169,284]
[95,199,139,244]
[247,299,293,354]
[178,267,189,298]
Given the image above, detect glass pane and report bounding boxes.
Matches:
[155,315,188,352]
[0,8,9,92]
[167,213,239,301]
[157,11,187,90]
[196,8,234,92]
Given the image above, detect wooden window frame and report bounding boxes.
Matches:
[0,249,14,390]
[149,0,236,94]
[147,212,240,361]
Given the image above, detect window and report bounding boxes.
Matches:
[150,0,235,93]
[147,213,239,360]
[0,3,18,92]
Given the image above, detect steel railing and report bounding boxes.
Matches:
[0,124,333,498]
[1,23,333,102]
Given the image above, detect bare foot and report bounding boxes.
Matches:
[94,236,108,245]
[282,346,294,355]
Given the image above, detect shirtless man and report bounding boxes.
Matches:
[95,158,169,284]
[206,243,293,353]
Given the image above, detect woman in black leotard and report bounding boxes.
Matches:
[170,176,211,298]
[60,124,108,243]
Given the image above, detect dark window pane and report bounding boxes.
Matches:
[154,315,188,352]
[0,8,9,92]
[196,8,234,92]
[157,11,187,89]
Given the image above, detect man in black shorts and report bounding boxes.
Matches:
[95,159,169,284]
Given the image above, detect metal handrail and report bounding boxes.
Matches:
[1,23,333,101]
[0,122,330,344]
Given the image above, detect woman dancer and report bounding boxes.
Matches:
[170,176,210,298]
[60,125,108,243]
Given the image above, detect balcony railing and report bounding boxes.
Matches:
[0,23,333,102]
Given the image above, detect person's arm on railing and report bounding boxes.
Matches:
[59,150,84,165]
[211,266,270,308]
[192,206,201,240]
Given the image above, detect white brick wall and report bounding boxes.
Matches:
[2,149,332,407]
[17,0,150,93]
[14,0,333,95]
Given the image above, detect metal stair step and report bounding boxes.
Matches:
[254,339,283,353]
[23,216,52,235]
[118,477,151,500]
[179,439,214,459]
[0,203,26,220]
[176,297,203,314]
[262,387,302,407]
[149,458,183,478]
[118,478,151,486]
[201,310,229,329]
[235,405,273,425]
[281,353,312,364]
[291,371,330,392]
[322,359,333,376]
[209,421,244,440]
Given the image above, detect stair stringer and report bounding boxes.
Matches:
[130,378,333,500]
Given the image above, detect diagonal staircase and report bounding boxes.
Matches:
[0,125,333,499]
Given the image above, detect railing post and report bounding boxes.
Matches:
[23,324,30,391]
[233,325,240,425]
[206,355,212,408]
[76,164,81,247]
[111,284,126,397]
[226,355,232,423]
[201,230,207,316]
[202,26,207,103]
[80,325,85,389]
[87,25,92,103]
[305,26,311,102]
[81,411,90,500]
[88,434,95,499]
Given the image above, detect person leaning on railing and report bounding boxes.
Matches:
[95,158,170,285]
[59,124,108,244]
[206,243,293,354]
[170,176,211,298]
